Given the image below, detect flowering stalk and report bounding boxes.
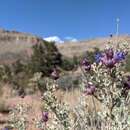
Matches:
[41,78,71,130]
[8,103,30,130]
[80,42,130,129]
[42,91,71,130]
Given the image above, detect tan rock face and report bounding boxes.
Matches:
[0,29,43,64]
[0,28,130,64]
[57,35,130,57]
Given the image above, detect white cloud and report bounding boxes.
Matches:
[44,36,78,43]
[44,36,64,43]
[64,37,78,42]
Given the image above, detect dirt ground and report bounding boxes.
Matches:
[0,84,103,130]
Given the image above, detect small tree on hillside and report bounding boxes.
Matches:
[28,40,62,76]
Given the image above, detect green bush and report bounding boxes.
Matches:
[11,60,26,74]
[28,40,62,76]
[60,57,75,71]
[0,65,12,82]
[72,55,79,66]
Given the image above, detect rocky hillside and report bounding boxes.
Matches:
[0,28,130,63]
[57,35,130,57]
[0,29,43,64]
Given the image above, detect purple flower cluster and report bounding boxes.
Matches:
[95,53,102,63]
[2,128,8,130]
[41,111,49,123]
[84,83,96,95]
[81,58,91,71]
[95,48,127,68]
[51,68,59,80]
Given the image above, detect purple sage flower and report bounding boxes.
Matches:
[104,59,116,68]
[2,128,8,130]
[51,68,59,80]
[42,112,49,123]
[114,51,127,62]
[95,53,102,63]
[81,58,91,71]
[100,53,115,68]
[81,58,89,65]
[83,64,91,71]
[100,48,127,69]
[84,83,96,95]
[101,49,114,65]
[105,48,114,59]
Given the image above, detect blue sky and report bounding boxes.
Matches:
[0,0,130,40]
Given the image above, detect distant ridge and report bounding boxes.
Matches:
[0,28,44,64]
[0,28,130,63]
[57,35,130,57]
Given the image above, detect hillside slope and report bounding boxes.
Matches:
[57,35,130,57]
[0,28,130,63]
[0,29,43,64]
